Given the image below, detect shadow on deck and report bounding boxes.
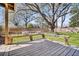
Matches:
[0,39,79,56]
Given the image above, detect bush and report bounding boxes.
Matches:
[27,23,33,29]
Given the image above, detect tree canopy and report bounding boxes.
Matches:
[69,4,79,27]
[23,3,71,31]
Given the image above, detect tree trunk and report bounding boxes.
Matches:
[50,27,54,32]
[61,21,63,28]
[61,15,66,28]
[50,24,55,32]
[25,23,28,28]
[55,21,58,28]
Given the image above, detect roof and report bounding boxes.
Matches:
[0,3,14,10]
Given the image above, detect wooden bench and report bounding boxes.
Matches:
[29,33,45,41]
[4,33,45,44]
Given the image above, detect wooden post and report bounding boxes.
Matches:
[29,35,33,41]
[42,34,45,38]
[8,36,13,44]
[4,4,9,44]
[64,36,70,45]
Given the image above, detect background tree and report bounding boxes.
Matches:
[69,14,79,27]
[61,15,66,28]
[34,17,49,29]
[9,10,22,28]
[69,4,79,27]
[12,8,37,28]
[24,3,71,32]
[10,16,21,27]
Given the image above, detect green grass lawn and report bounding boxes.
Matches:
[12,32,79,47]
[46,32,79,47]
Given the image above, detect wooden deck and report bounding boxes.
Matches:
[0,39,79,56]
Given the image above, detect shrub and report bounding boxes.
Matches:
[27,23,33,29]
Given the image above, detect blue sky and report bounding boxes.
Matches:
[58,14,71,27]
[0,7,4,25]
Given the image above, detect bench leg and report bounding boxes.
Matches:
[29,35,33,41]
[42,34,45,38]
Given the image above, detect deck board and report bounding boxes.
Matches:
[73,50,79,56]
[29,43,58,56]
[66,48,77,56]
[35,43,61,56]
[50,46,64,56]
[0,39,79,56]
[59,47,72,56]
[53,46,67,56]
[13,40,57,56]
[39,44,62,56]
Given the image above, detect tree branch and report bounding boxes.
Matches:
[54,3,61,15]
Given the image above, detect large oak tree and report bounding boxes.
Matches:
[23,3,71,32]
